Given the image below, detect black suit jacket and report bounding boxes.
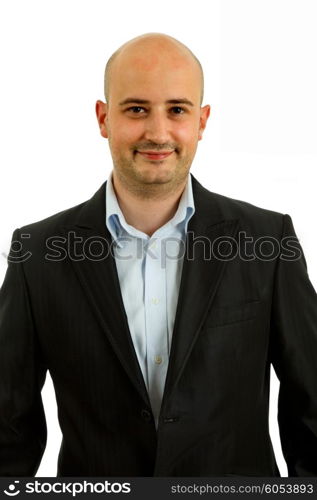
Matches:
[1,175,317,477]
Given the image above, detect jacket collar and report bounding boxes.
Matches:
[72,174,229,233]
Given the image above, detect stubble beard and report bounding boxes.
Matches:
[111,151,193,200]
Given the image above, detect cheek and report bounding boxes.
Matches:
[174,121,200,146]
[111,120,145,148]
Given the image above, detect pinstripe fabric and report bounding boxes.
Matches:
[1,175,317,476]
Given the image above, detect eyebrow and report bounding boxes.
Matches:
[119,98,194,107]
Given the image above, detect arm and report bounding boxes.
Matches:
[271,215,317,476]
[0,229,47,476]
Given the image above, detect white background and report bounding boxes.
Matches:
[1,0,317,477]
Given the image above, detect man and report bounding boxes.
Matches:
[0,33,317,477]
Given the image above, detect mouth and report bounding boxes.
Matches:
[136,150,174,161]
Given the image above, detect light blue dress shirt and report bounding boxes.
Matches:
[105,173,195,426]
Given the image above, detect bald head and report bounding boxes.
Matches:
[104,33,204,105]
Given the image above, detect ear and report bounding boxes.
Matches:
[198,105,211,140]
[95,100,109,139]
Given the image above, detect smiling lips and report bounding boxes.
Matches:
[137,150,174,161]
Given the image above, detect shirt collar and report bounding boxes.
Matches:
[105,171,195,244]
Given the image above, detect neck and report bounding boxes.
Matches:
[111,172,188,237]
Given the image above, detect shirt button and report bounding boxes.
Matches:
[151,298,160,305]
[154,355,163,365]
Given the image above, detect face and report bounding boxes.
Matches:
[96,44,210,196]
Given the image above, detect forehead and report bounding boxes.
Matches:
[110,48,201,104]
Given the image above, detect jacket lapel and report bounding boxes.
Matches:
[62,184,151,407]
[161,177,239,405]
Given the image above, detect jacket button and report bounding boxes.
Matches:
[141,409,152,422]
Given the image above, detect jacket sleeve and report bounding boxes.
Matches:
[270,214,317,476]
[0,229,47,476]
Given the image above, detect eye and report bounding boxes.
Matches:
[170,106,186,115]
[126,106,146,114]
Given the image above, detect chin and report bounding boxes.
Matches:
[135,166,174,184]
[139,169,177,184]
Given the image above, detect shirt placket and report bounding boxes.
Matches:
[144,236,168,421]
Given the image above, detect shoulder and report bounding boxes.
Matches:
[192,176,285,237]
[18,202,87,237]
[18,183,106,237]
[210,190,283,222]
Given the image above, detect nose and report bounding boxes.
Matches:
[143,110,171,144]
